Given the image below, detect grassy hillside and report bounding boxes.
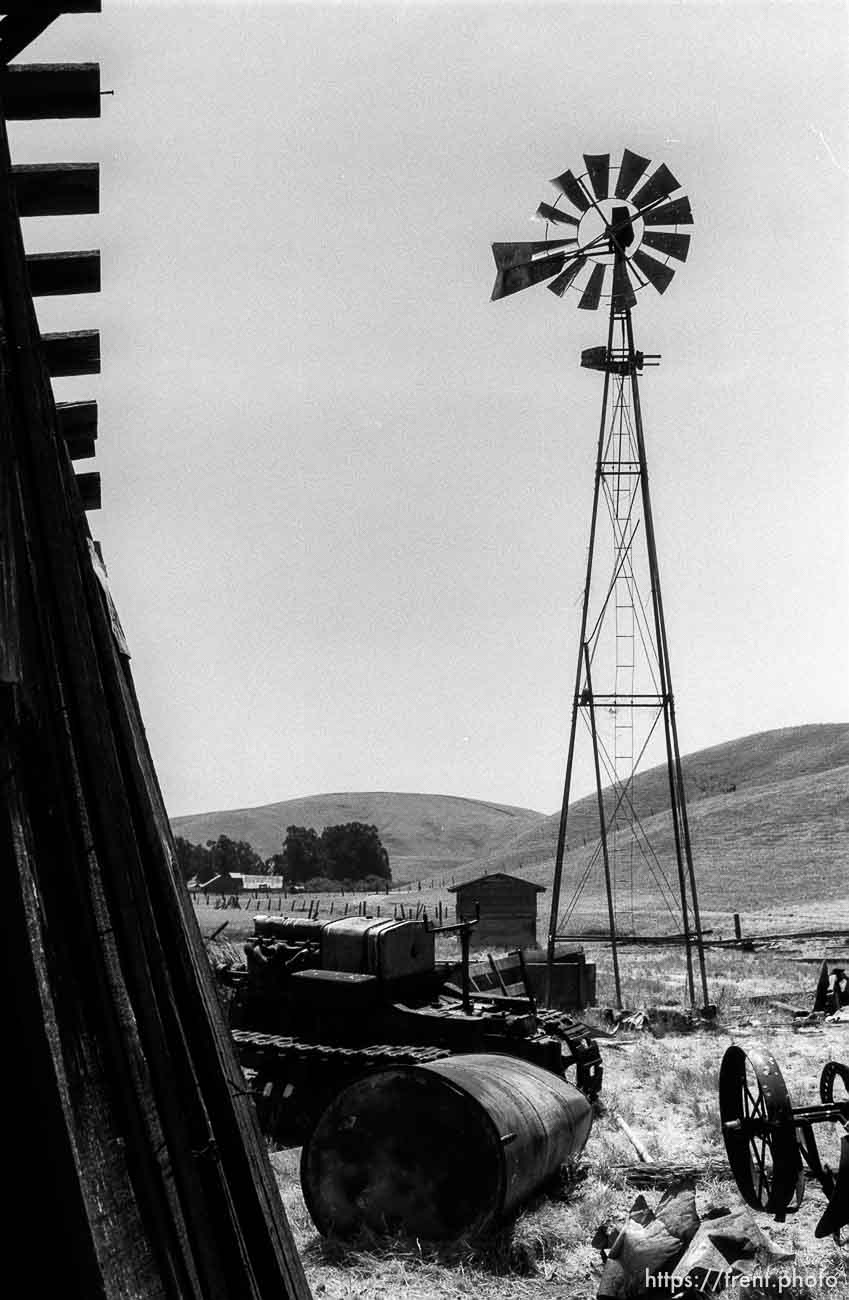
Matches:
[172,725,849,919]
[455,724,849,930]
[171,791,546,881]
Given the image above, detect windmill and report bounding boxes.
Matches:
[491,148,710,1011]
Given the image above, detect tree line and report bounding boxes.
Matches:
[174,822,391,889]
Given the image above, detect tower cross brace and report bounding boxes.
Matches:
[545,246,710,1011]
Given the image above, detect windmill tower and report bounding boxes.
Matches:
[491,149,709,1010]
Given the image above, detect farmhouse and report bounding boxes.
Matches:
[448,872,545,948]
[192,873,286,894]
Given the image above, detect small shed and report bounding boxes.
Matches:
[448,872,546,948]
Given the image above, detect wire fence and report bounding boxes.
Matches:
[190,891,450,925]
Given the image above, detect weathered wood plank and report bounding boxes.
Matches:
[67,436,95,460]
[0,3,101,12]
[12,162,98,215]
[26,249,100,296]
[0,86,312,1300]
[0,19,57,65]
[2,63,100,118]
[75,470,100,510]
[42,329,100,376]
[56,398,97,444]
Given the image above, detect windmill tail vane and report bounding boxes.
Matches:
[490,147,692,309]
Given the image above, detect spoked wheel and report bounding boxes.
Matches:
[820,1061,849,1105]
[815,1061,849,1189]
[719,1044,801,1212]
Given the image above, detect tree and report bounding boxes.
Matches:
[204,834,264,880]
[320,822,390,883]
[174,836,213,883]
[281,825,326,884]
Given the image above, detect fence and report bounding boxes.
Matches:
[190,892,449,925]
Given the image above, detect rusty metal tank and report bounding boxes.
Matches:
[300,1052,593,1239]
[319,915,435,978]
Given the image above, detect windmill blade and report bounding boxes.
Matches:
[614,148,651,200]
[583,153,610,201]
[490,252,567,300]
[534,201,579,227]
[642,195,693,226]
[632,248,675,295]
[632,163,681,210]
[612,258,637,310]
[492,239,577,270]
[641,229,691,261]
[547,255,587,298]
[549,168,590,212]
[578,262,605,310]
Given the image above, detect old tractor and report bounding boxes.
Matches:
[719,1043,849,1238]
[218,912,603,1143]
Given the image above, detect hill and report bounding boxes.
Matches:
[171,725,849,920]
[171,791,546,882]
[453,723,849,929]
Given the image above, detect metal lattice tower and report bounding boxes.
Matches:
[490,148,709,1010]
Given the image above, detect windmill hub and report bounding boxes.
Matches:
[577,200,641,264]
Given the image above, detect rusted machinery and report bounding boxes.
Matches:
[219,912,603,1142]
[719,1044,849,1237]
[301,1053,593,1238]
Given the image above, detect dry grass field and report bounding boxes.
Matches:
[197,902,849,1297]
[184,725,849,1296]
[269,1010,849,1300]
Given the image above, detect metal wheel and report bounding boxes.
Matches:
[719,1044,801,1212]
[820,1061,849,1105]
[816,1060,849,1183]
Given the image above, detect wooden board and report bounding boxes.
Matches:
[2,63,100,119]
[12,161,98,215]
[0,43,311,1300]
[27,249,100,295]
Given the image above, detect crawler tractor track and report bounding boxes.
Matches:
[232,1029,453,1144]
[231,1013,603,1144]
[232,1028,452,1070]
[536,1010,603,1099]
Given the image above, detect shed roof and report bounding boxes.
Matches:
[448,872,546,894]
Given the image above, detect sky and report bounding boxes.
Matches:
[12,0,849,819]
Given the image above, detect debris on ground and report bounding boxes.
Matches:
[813,961,848,1014]
[615,1161,735,1187]
[668,1204,794,1296]
[594,1180,699,1297]
[603,1005,716,1036]
[594,1182,793,1299]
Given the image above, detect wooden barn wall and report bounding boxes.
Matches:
[0,31,311,1300]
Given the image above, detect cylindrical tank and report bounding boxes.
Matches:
[300,1053,593,1239]
[253,914,325,943]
